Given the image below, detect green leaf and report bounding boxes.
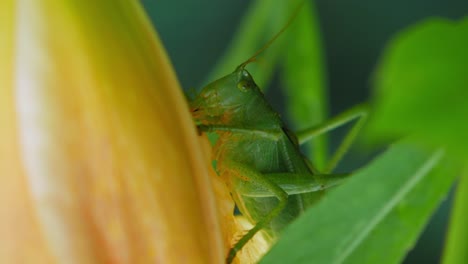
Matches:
[443,167,468,264]
[261,142,458,264]
[367,17,468,159]
[282,1,328,169]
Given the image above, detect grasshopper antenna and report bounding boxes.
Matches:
[237,1,306,70]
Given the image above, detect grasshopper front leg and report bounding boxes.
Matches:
[296,103,369,173]
[222,160,289,263]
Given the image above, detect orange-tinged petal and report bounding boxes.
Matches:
[0,1,55,263]
[1,1,224,263]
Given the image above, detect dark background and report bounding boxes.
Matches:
[143,1,467,263]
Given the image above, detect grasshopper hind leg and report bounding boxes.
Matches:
[223,161,289,263]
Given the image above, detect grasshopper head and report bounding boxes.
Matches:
[189,66,262,125]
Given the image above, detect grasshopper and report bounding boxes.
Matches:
[188,10,368,264]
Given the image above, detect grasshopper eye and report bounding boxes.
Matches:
[237,80,251,92]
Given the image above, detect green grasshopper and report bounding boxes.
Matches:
[189,13,368,264]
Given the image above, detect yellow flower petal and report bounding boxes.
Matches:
[1,1,225,263]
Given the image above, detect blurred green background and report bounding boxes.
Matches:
[142,1,467,263]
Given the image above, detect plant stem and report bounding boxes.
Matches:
[442,166,468,264]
